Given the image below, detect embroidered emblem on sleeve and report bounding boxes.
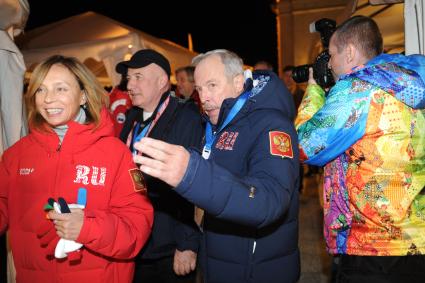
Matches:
[269,131,293,158]
[129,168,147,194]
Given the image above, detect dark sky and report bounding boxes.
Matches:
[26,0,277,69]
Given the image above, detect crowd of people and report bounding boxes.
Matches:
[1,13,425,283]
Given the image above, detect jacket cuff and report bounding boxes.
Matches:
[176,240,199,253]
[176,237,200,253]
[175,149,200,194]
[306,84,326,101]
[76,210,96,244]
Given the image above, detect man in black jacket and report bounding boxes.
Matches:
[116,49,203,283]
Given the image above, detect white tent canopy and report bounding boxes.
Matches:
[16,11,197,86]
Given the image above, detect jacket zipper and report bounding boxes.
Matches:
[247,238,256,280]
[53,140,62,277]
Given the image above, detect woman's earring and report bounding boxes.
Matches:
[82,91,88,109]
[81,90,87,109]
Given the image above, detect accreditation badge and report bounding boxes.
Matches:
[129,168,147,194]
[269,131,294,158]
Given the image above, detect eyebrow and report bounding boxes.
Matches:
[128,72,143,76]
[53,81,71,85]
[44,81,72,88]
[195,79,217,87]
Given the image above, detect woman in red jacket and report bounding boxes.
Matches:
[0,55,153,283]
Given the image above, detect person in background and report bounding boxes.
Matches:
[0,1,30,282]
[0,0,29,153]
[133,49,300,283]
[109,75,132,137]
[116,49,203,283]
[175,66,202,112]
[282,65,304,111]
[253,60,273,71]
[175,65,204,252]
[0,55,153,283]
[296,16,425,282]
[282,65,307,193]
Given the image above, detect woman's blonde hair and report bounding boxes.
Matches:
[25,55,109,130]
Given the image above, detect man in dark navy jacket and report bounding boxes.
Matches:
[134,49,300,283]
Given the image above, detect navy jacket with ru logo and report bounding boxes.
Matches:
[175,71,301,283]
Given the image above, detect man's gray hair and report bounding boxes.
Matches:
[192,49,244,80]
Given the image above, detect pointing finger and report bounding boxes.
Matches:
[136,137,177,155]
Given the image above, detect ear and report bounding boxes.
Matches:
[233,74,245,93]
[345,43,357,64]
[157,73,169,90]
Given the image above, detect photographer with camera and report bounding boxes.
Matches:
[295,15,425,283]
[292,18,336,90]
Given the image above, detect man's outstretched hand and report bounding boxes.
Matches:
[133,137,190,187]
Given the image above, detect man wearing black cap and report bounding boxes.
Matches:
[116,49,203,283]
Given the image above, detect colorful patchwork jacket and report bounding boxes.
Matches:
[295,53,425,256]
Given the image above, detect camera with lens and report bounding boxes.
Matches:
[292,18,336,89]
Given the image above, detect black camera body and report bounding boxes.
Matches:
[292,18,336,89]
[292,50,333,88]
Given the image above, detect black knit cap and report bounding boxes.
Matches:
[115,49,171,78]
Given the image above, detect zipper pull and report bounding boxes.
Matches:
[56,143,62,152]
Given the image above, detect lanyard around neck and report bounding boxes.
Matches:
[132,95,170,155]
[202,90,250,159]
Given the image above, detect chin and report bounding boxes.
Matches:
[48,122,66,127]
[42,116,68,127]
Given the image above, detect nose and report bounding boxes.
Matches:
[197,85,211,99]
[43,89,55,103]
[197,88,208,104]
[127,78,136,92]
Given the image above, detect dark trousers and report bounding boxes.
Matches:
[133,256,195,283]
[298,164,304,193]
[0,235,6,283]
[335,254,425,283]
